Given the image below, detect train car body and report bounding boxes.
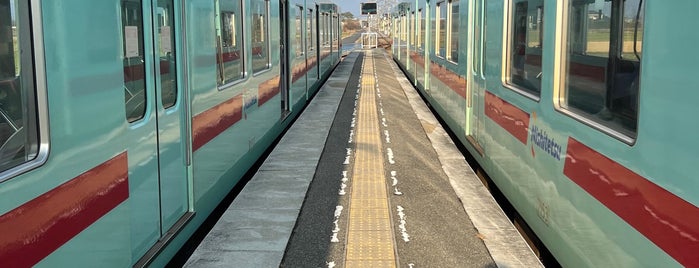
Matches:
[393,0,698,267]
[0,0,340,266]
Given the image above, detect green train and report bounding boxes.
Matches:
[393,0,698,266]
[0,0,340,266]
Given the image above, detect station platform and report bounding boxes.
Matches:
[183,49,542,268]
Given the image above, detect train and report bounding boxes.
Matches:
[392,0,698,267]
[0,0,341,266]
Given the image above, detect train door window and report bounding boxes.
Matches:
[410,12,415,47]
[558,0,644,140]
[505,0,544,97]
[252,0,270,74]
[157,0,177,109]
[472,0,482,74]
[435,1,446,57]
[394,16,399,42]
[295,6,303,58]
[399,13,404,43]
[0,0,43,176]
[448,0,459,62]
[325,13,330,47]
[122,0,147,122]
[319,13,324,47]
[307,9,314,58]
[331,13,335,52]
[418,9,423,50]
[326,13,330,47]
[215,0,245,87]
[403,14,408,43]
[328,12,333,52]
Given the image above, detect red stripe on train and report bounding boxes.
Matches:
[484,91,530,144]
[0,153,129,267]
[408,53,467,99]
[257,52,329,107]
[258,76,280,107]
[192,95,243,151]
[563,138,699,267]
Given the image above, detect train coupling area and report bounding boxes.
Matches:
[182,50,542,268]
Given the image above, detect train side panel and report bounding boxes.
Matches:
[395,0,698,266]
[0,0,340,266]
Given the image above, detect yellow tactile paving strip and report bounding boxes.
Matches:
[345,51,397,268]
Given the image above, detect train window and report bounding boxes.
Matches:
[436,2,447,57]
[394,16,399,41]
[320,13,325,47]
[472,0,482,74]
[0,0,41,175]
[157,0,177,109]
[418,9,423,50]
[326,13,330,46]
[295,6,303,58]
[559,0,644,139]
[505,0,543,97]
[215,0,245,87]
[400,15,408,43]
[410,12,415,47]
[330,13,335,52]
[122,0,147,122]
[448,0,459,62]
[307,9,314,56]
[252,0,270,74]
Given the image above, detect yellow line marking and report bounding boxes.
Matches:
[345,50,397,267]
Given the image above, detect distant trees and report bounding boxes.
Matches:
[343,19,361,32]
[341,12,360,32]
[341,12,354,20]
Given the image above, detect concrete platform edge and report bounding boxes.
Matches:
[184,53,359,268]
[381,51,544,268]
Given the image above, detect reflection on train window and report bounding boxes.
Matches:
[294,6,303,58]
[561,0,644,137]
[320,13,327,47]
[157,0,177,109]
[418,9,423,50]
[330,13,335,52]
[252,0,269,74]
[448,0,459,62]
[472,0,483,74]
[401,15,406,43]
[215,0,244,86]
[506,0,543,96]
[396,15,400,42]
[0,0,39,174]
[410,12,415,47]
[436,2,446,57]
[122,0,147,122]
[307,9,314,56]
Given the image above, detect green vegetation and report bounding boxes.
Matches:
[585,29,643,42]
[341,12,354,20]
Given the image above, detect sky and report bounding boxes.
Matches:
[337,0,363,17]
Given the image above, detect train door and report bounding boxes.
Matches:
[279,0,291,116]
[467,0,485,154]
[149,0,191,235]
[291,5,307,103]
[121,0,191,262]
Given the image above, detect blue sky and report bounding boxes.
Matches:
[337,0,362,17]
